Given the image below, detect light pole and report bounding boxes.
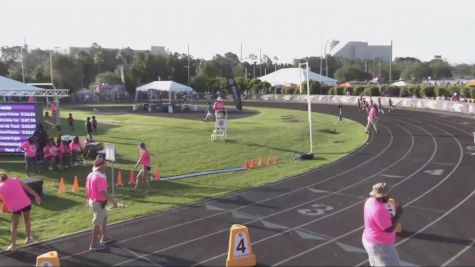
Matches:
[187,44,190,85]
[298,61,313,154]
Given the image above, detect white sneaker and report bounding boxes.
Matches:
[48,167,53,171]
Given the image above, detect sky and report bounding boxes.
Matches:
[1,0,475,64]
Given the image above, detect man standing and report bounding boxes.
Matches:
[85,117,93,141]
[0,173,41,251]
[85,156,116,251]
[362,183,403,266]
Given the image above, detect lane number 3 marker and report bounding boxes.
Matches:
[298,203,334,216]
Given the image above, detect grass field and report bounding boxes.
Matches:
[0,105,366,249]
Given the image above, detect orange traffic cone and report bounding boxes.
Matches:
[267,157,272,166]
[245,160,250,170]
[251,159,256,169]
[72,176,79,192]
[58,177,66,193]
[274,156,279,165]
[155,168,161,182]
[0,196,8,213]
[258,158,263,167]
[128,170,135,185]
[116,171,123,186]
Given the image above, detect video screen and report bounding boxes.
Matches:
[0,103,44,153]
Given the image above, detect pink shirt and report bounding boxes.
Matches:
[368,107,378,119]
[20,141,37,158]
[43,145,58,157]
[85,171,107,201]
[0,179,32,212]
[69,142,82,152]
[139,150,151,167]
[363,197,395,244]
[213,100,224,112]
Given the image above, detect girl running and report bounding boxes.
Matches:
[134,142,152,193]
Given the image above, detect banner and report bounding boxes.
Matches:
[228,78,243,111]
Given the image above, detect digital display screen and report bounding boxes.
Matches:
[0,103,44,153]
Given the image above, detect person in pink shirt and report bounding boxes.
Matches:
[0,173,41,251]
[213,97,226,119]
[19,137,38,177]
[85,156,116,251]
[69,136,83,165]
[43,138,59,171]
[365,103,379,134]
[362,183,403,266]
[134,142,152,193]
[57,139,71,169]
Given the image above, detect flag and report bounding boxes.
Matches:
[120,66,125,84]
[228,78,242,111]
[329,40,340,52]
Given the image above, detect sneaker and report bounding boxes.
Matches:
[100,238,114,244]
[25,237,35,245]
[89,243,107,251]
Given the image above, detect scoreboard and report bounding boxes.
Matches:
[0,103,44,153]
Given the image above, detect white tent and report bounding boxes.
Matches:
[391,80,411,87]
[258,68,338,87]
[136,81,193,92]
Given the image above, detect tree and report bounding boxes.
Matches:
[428,60,452,79]
[31,66,49,83]
[334,66,371,82]
[400,62,431,82]
[94,71,121,85]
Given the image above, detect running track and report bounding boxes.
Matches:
[1,102,474,266]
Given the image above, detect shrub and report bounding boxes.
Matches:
[407,85,421,97]
[354,86,366,96]
[363,86,380,96]
[420,86,435,98]
[328,86,337,95]
[435,86,450,97]
[400,87,411,97]
[320,86,330,95]
[382,86,401,97]
[343,87,353,95]
[469,87,475,98]
[460,87,471,98]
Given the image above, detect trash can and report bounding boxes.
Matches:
[168,105,174,113]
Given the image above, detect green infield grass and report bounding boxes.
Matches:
[0,106,366,249]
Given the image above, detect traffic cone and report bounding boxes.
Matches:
[1,202,7,213]
[245,160,250,170]
[274,156,279,165]
[58,177,66,193]
[155,168,161,182]
[128,170,135,185]
[72,176,79,192]
[251,159,256,169]
[116,171,123,186]
[267,157,272,166]
[258,158,263,167]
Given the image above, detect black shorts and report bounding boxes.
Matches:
[13,205,31,215]
[144,166,151,172]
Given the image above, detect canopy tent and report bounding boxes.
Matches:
[466,80,475,87]
[390,80,411,87]
[0,75,69,97]
[135,80,193,102]
[258,68,338,88]
[337,82,353,88]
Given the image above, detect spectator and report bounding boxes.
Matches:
[85,156,116,251]
[43,138,59,171]
[58,139,71,169]
[33,124,48,161]
[19,137,39,177]
[362,183,403,266]
[85,117,93,141]
[68,113,75,131]
[134,142,152,193]
[203,101,214,122]
[69,136,83,166]
[0,173,41,251]
[92,116,98,135]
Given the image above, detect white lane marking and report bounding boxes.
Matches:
[272,119,446,266]
[400,260,419,266]
[231,211,256,220]
[261,220,288,230]
[432,162,456,166]
[307,188,329,193]
[336,242,366,253]
[441,239,475,266]
[205,204,225,211]
[424,169,444,176]
[114,243,156,266]
[406,205,446,214]
[294,229,328,241]
[381,174,405,178]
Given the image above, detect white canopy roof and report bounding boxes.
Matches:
[0,76,44,91]
[258,68,338,87]
[390,80,411,87]
[0,75,69,97]
[136,81,193,92]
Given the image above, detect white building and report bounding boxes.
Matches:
[334,41,391,62]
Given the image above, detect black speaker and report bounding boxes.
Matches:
[24,178,43,200]
[300,153,314,160]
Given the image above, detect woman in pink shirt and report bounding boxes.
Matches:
[43,138,59,171]
[134,142,152,193]
[365,103,379,134]
[69,136,83,165]
[362,183,403,266]
[0,173,41,251]
[19,137,38,177]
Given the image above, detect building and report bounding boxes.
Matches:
[68,46,166,56]
[334,41,391,62]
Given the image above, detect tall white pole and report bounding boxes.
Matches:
[306,62,313,153]
[187,44,190,85]
[389,40,393,82]
[49,51,54,85]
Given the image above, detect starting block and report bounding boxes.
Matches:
[36,251,60,267]
[226,224,256,267]
[385,198,402,233]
